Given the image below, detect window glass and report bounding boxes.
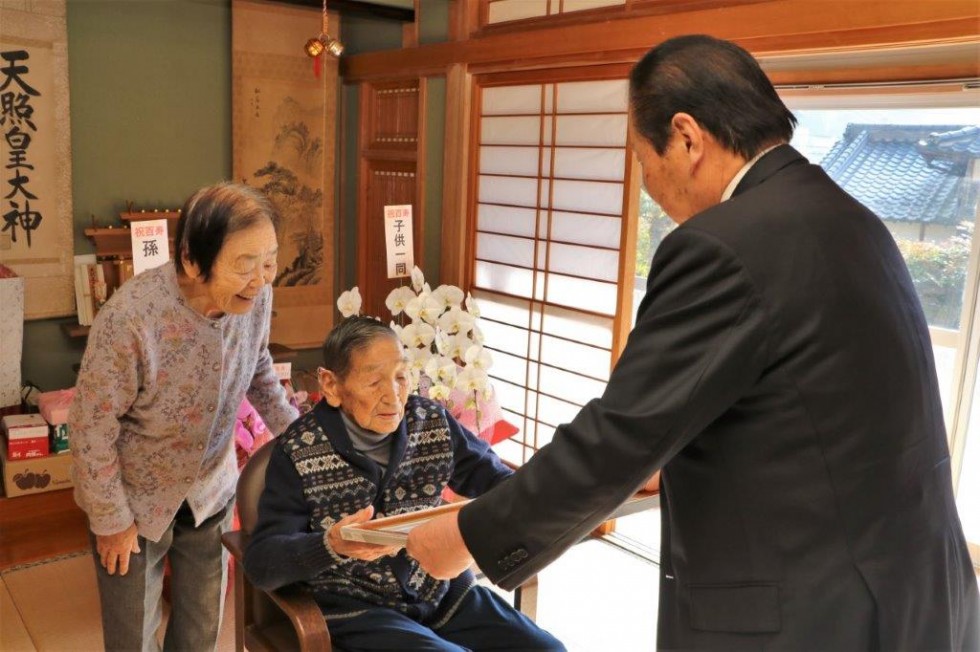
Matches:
[791,107,979,416]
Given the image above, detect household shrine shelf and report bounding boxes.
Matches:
[82,210,181,258]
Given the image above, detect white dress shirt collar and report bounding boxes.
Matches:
[721,144,780,202]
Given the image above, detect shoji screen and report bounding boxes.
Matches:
[473,78,629,464]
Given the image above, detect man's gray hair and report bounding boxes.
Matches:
[322,316,398,379]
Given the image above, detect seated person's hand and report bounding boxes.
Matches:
[642,470,661,493]
[326,505,402,561]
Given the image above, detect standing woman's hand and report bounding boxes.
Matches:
[96,523,141,576]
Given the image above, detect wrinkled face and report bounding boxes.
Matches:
[321,336,410,435]
[629,118,694,224]
[196,220,278,315]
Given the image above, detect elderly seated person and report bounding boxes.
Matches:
[244,316,564,651]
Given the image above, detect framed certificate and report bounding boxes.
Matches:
[340,491,661,548]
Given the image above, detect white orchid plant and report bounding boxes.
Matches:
[336,266,501,438]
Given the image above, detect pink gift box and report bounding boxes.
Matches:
[38,388,75,425]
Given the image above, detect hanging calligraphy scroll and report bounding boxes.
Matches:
[232,0,338,348]
[0,2,74,319]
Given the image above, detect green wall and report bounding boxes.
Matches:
[23,0,232,392]
[69,0,232,253]
[22,2,449,392]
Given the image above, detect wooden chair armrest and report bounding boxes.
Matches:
[266,584,331,652]
[221,529,331,651]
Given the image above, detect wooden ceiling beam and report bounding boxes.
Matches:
[340,0,980,81]
[272,0,414,22]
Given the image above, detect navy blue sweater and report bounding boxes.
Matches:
[243,396,513,624]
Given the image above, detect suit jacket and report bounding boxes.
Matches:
[459,145,979,650]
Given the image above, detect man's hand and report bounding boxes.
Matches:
[406,511,473,580]
[96,523,141,576]
[327,506,402,561]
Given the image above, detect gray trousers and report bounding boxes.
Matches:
[90,500,234,652]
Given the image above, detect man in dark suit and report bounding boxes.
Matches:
[407,35,980,650]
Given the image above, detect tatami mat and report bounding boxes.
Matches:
[2,552,102,651]
[0,573,35,652]
[0,551,236,652]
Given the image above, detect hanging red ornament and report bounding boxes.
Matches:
[302,1,341,79]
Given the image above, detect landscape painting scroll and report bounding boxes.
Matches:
[232,0,337,347]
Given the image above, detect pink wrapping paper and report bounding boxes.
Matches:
[38,388,75,425]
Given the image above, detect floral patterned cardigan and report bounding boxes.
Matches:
[68,262,297,542]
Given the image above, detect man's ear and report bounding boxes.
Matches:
[319,368,343,408]
[671,112,705,167]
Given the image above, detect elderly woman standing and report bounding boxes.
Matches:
[69,182,299,651]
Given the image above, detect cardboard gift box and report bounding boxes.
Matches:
[0,437,73,497]
[50,423,70,454]
[1,414,50,460]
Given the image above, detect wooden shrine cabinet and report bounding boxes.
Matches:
[69,209,180,332]
[84,210,180,293]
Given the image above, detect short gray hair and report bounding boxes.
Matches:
[322,316,398,380]
[174,182,279,280]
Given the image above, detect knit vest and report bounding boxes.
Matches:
[281,396,474,622]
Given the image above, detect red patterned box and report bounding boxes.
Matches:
[1,414,50,460]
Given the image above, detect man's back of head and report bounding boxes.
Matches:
[629,35,797,159]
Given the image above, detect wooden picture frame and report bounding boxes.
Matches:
[341,490,660,547]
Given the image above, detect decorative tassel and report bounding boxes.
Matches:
[314,53,322,79]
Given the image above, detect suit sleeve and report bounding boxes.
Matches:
[458,227,770,589]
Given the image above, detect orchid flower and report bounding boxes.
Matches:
[434,329,453,356]
[425,355,458,385]
[431,285,465,311]
[464,292,481,318]
[389,321,403,341]
[442,333,471,361]
[428,383,453,402]
[411,265,425,292]
[403,345,431,373]
[437,306,476,335]
[468,324,485,346]
[337,287,362,318]
[464,344,493,371]
[407,367,422,393]
[385,286,416,316]
[399,322,436,349]
[455,366,490,394]
[405,293,443,325]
